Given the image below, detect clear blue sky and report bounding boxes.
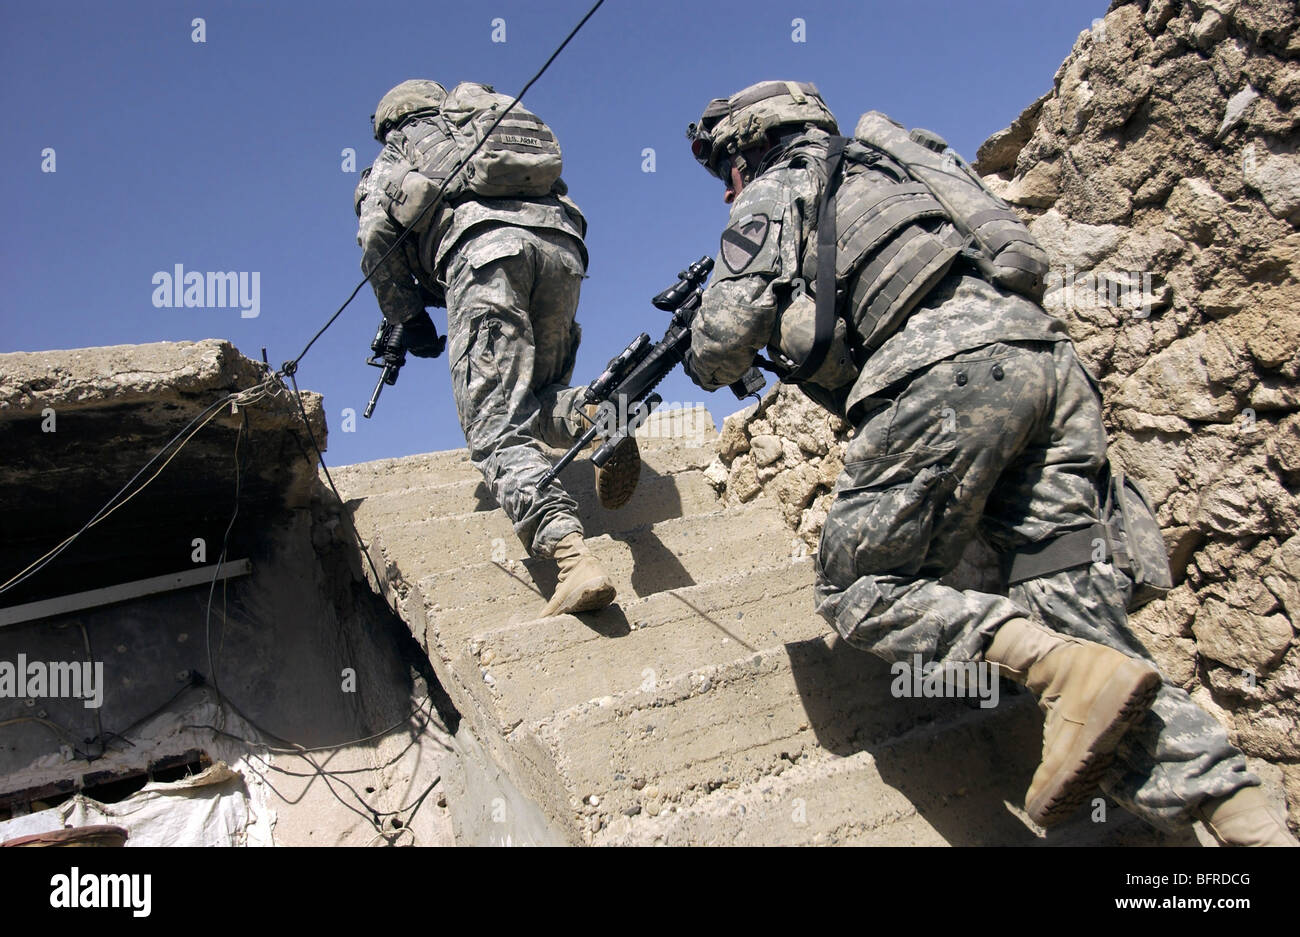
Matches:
[1,0,1105,467]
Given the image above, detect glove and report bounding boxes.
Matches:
[681,349,722,392]
[401,310,447,359]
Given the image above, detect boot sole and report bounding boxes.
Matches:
[595,437,641,510]
[541,575,616,617]
[1027,660,1161,828]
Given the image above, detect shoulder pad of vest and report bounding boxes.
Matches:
[353,167,372,216]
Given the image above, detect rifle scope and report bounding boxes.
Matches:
[652,256,714,311]
[585,332,652,405]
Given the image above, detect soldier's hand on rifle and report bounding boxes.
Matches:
[401,310,447,359]
[681,348,720,392]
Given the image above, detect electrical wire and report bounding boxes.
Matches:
[286,369,395,617]
[365,825,415,847]
[185,690,446,832]
[204,406,247,701]
[0,378,279,598]
[0,716,87,755]
[184,400,450,835]
[76,621,104,759]
[0,395,229,596]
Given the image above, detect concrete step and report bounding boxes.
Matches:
[483,634,1175,846]
[594,702,1045,846]
[418,504,795,624]
[338,463,625,523]
[328,405,1183,846]
[632,404,717,443]
[351,469,722,570]
[446,557,823,734]
[505,634,986,841]
[330,407,719,501]
[590,699,1178,846]
[423,560,1078,847]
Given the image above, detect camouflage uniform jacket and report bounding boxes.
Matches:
[688,129,1071,416]
[355,154,438,325]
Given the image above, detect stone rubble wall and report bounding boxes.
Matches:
[705,0,1300,826]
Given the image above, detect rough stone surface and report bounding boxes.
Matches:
[1192,599,1293,672]
[709,0,1300,831]
[0,340,273,413]
[1244,140,1300,222]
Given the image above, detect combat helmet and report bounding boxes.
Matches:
[372,79,447,141]
[687,80,838,182]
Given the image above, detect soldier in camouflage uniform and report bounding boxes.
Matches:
[356,80,639,617]
[682,81,1294,845]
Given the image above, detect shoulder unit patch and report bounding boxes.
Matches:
[720,213,770,274]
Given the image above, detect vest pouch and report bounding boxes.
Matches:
[772,292,857,390]
[384,163,442,232]
[1104,467,1174,609]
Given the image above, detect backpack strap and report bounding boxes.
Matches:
[785,134,846,384]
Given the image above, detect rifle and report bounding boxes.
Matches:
[363,319,405,419]
[538,256,765,491]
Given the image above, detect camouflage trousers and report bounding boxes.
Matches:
[442,226,589,557]
[814,339,1256,830]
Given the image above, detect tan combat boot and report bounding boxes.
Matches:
[540,532,616,617]
[586,404,640,510]
[986,618,1162,827]
[1197,786,1299,847]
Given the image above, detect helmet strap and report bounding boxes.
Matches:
[733,137,777,186]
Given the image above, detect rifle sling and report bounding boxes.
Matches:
[785,135,845,384]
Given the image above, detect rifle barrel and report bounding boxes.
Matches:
[538,420,601,491]
[364,364,397,418]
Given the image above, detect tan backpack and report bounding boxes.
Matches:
[407,82,563,199]
[376,82,566,234]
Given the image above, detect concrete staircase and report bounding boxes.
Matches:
[332,407,1179,846]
